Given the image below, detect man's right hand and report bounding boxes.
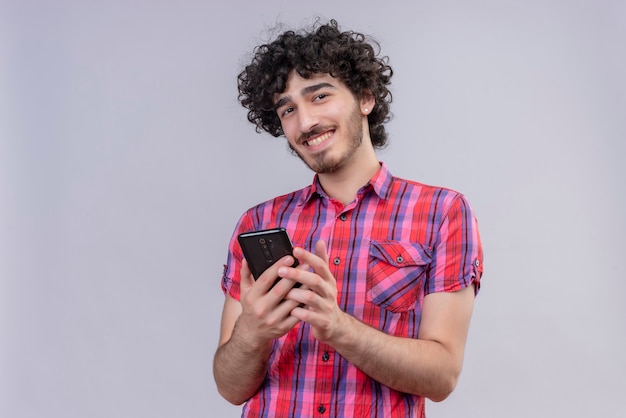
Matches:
[235,255,303,345]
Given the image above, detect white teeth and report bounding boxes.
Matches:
[306,132,332,147]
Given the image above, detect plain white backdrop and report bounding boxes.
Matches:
[1,0,624,417]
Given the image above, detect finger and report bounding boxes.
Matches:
[284,286,317,308]
[240,259,255,289]
[291,245,331,282]
[296,262,311,272]
[255,255,296,293]
[289,304,311,322]
[266,295,304,323]
[314,240,329,263]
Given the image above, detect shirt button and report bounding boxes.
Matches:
[333,257,341,265]
[322,351,330,362]
[339,214,347,221]
[318,405,326,414]
[396,255,404,263]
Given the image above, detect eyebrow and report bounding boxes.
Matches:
[274,82,336,110]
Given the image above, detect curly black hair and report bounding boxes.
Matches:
[237,19,393,149]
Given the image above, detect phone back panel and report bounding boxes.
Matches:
[237,228,295,279]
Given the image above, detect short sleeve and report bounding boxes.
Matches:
[221,211,256,300]
[426,194,484,296]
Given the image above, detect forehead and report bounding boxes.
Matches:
[286,71,336,87]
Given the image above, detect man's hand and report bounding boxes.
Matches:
[236,255,303,345]
[214,254,310,405]
[279,240,348,343]
[277,240,476,400]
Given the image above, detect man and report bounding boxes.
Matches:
[213,19,483,417]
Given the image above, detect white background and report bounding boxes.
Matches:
[1,0,624,417]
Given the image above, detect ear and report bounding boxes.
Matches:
[359,92,376,116]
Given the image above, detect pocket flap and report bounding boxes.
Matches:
[369,240,432,267]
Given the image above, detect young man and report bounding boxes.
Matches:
[213,19,484,417]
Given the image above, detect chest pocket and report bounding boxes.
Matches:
[367,240,433,312]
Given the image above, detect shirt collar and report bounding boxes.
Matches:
[297,162,394,206]
[369,161,394,199]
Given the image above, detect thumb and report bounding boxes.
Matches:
[314,240,329,263]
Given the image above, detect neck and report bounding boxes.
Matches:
[317,151,380,206]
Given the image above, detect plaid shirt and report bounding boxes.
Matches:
[221,163,483,417]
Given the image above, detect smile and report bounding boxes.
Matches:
[304,131,333,147]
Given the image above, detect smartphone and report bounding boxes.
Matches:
[237,227,300,287]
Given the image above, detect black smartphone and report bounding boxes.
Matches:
[237,227,300,287]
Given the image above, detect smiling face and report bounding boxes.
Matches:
[274,71,375,174]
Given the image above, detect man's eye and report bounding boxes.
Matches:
[281,107,294,116]
[315,93,328,100]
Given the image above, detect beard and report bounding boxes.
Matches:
[288,103,364,174]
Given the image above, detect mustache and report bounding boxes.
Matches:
[298,126,332,144]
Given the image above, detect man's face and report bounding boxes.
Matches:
[273,71,369,174]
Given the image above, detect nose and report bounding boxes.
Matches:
[297,104,320,134]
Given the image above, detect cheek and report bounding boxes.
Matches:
[281,121,298,143]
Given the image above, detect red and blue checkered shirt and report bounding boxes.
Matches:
[222,163,484,417]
